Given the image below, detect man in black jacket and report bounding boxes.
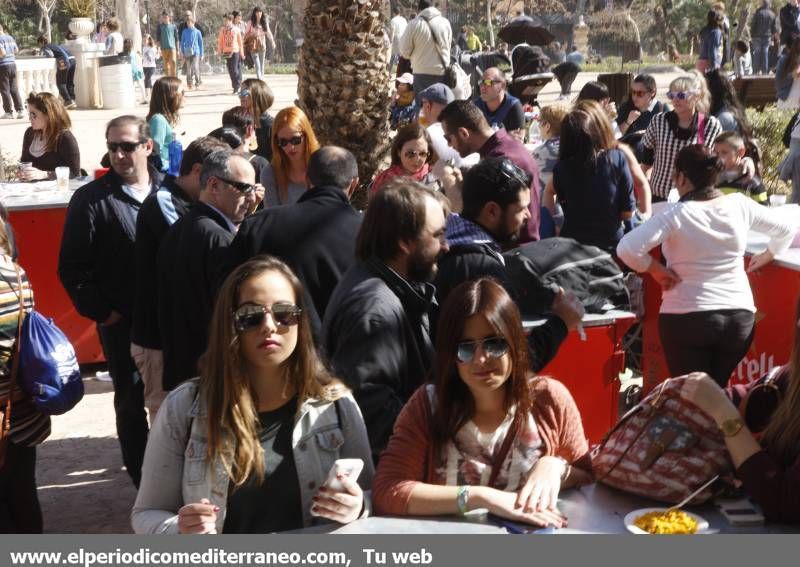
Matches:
[323,182,449,460]
[130,136,227,421]
[58,115,161,488]
[224,146,361,340]
[780,0,800,46]
[435,157,583,371]
[158,149,256,391]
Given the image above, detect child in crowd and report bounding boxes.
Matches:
[142,34,158,104]
[122,38,147,105]
[715,132,767,204]
[390,73,417,130]
[532,103,569,237]
[734,40,753,78]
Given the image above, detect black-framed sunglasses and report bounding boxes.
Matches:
[215,176,256,195]
[107,140,146,153]
[233,302,303,332]
[456,336,509,364]
[277,135,304,148]
[498,159,531,189]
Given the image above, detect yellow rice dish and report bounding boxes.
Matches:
[633,510,698,534]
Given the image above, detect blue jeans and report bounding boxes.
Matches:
[752,36,770,75]
[226,52,242,90]
[251,48,266,80]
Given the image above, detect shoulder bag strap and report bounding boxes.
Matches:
[2,264,27,439]
[421,17,449,69]
[696,113,706,146]
[487,415,520,488]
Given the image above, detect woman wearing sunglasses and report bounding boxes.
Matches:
[618,144,795,388]
[133,256,374,533]
[677,296,800,523]
[18,92,80,181]
[616,74,666,144]
[369,123,438,197]
[373,278,592,527]
[147,77,184,172]
[640,72,721,202]
[259,107,320,207]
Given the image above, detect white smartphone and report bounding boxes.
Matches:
[323,458,364,492]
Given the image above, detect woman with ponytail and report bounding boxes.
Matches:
[617,144,795,387]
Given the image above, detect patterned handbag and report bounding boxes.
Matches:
[591,376,732,504]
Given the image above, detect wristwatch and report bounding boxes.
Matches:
[720,417,745,437]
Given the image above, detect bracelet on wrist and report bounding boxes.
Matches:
[555,456,571,482]
[456,485,470,515]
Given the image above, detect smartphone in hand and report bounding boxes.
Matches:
[323,458,364,492]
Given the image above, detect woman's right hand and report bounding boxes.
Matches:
[648,261,681,291]
[177,498,219,534]
[473,486,567,528]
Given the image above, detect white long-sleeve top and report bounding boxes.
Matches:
[617,193,796,314]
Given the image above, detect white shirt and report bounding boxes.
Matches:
[122,183,150,204]
[617,194,796,314]
[389,15,407,55]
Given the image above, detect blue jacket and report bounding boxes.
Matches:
[180,27,203,58]
[699,27,723,69]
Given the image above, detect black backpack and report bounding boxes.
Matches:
[503,238,628,317]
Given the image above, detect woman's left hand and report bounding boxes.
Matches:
[747,250,775,273]
[311,474,363,524]
[18,166,49,182]
[515,455,567,513]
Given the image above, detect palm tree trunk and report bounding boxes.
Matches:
[298,0,393,208]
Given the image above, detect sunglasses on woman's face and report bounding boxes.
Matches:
[666,90,695,101]
[233,302,303,332]
[456,336,509,364]
[403,149,429,159]
[277,135,304,148]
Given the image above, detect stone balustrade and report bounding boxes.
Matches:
[15,56,58,98]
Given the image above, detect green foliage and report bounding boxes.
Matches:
[62,0,96,19]
[747,106,794,195]
[0,14,42,49]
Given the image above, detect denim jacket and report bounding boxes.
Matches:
[131,379,374,534]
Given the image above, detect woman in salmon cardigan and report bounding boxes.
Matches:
[373,278,592,527]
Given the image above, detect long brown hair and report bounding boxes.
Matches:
[147,76,183,126]
[270,106,320,197]
[761,296,800,464]
[200,255,341,486]
[389,123,438,167]
[27,92,71,152]
[430,278,534,459]
[241,78,274,121]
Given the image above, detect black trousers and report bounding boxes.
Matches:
[0,63,22,114]
[97,319,148,488]
[226,53,242,90]
[0,443,42,533]
[56,61,76,103]
[659,309,755,387]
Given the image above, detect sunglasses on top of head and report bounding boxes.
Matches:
[456,336,509,364]
[498,159,530,189]
[233,302,303,332]
[107,140,146,153]
[277,135,304,148]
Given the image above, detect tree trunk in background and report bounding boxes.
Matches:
[298,0,393,208]
[36,0,57,43]
[735,4,751,43]
[116,0,142,54]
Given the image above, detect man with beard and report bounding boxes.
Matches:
[439,99,541,243]
[435,157,584,371]
[322,181,449,461]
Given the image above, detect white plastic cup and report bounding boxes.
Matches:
[769,194,787,207]
[55,166,70,190]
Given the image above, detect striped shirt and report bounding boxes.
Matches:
[0,256,50,446]
[641,111,722,200]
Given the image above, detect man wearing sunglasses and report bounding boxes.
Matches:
[435,157,583,371]
[323,182,449,462]
[59,115,161,489]
[130,136,228,421]
[473,67,525,141]
[224,146,361,341]
[439,99,541,243]
[157,149,256,391]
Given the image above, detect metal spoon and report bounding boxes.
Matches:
[667,475,720,512]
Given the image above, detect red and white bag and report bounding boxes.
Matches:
[591,377,732,504]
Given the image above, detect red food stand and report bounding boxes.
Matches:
[3,182,104,364]
[526,311,636,444]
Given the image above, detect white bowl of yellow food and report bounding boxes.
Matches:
[624,508,710,535]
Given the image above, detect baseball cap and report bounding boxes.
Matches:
[419,83,455,105]
[396,73,414,85]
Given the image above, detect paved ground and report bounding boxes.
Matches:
[6,67,681,534]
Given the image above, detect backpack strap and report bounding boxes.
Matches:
[2,264,26,444]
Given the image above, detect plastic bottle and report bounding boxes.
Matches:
[167,134,183,176]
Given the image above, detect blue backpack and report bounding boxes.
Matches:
[8,264,83,415]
